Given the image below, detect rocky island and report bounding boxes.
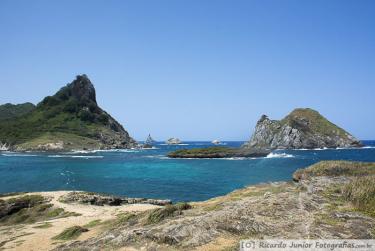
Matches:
[166,138,182,145]
[0,161,374,250]
[243,108,362,150]
[168,146,270,158]
[0,75,137,151]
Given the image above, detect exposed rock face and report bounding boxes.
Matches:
[0,142,9,151]
[243,108,362,150]
[166,138,181,145]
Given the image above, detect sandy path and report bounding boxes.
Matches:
[0,191,160,251]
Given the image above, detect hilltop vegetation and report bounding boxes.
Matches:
[0,75,136,150]
[0,102,35,121]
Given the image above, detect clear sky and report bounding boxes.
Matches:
[0,0,374,141]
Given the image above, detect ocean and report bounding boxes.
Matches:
[1,141,374,202]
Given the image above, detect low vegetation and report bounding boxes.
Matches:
[0,194,80,225]
[281,108,348,138]
[52,226,88,240]
[33,222,53,229]
[83,219,102,228]
[168,146,236,158]
[146,202,192,224]
[0,102,35,121]
[168,146,269,158]
[343,176,375,217]
[293,161,375,181]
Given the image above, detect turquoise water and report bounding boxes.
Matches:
[1,141,375,202]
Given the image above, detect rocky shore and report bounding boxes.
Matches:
[1,161,374,251]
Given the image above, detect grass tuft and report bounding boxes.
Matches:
[83,219,102,228]
[342,176,375,217]
[293,161,375,181]
[146,202,191,224]
[33,222,53,229]
[52,226,88,240]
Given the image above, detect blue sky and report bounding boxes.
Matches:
[0,0,374,141]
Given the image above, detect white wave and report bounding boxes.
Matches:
[158,143,189,146]
[1,153,38,157]
[222,157,246,160]
[68,148,141,154]
[140,147,159,150]
[361,146,375,149]
[266,153,294,158]
[48,155,103,159]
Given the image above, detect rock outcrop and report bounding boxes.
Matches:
[59,191,172,206]
[243,108,362,150]
[166,138,181,145]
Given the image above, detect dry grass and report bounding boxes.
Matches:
[293,161,375,181]
[343,176,375,217]
[52,226,88,240]
[146,202,192,224]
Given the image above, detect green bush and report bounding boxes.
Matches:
[98,113,109,124]
[41,96,60,107]
[63,98,79,113]
[79,110,94,122]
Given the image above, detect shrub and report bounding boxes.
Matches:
[98,113,109,124]
[56,87,71,100]
[41,96,60,107]
[79,110,94,122]
[63,98,79,113]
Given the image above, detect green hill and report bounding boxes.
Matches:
[0,75,136,151]
[0,103,35,121]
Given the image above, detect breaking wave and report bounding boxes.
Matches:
[266,153,294,158]
[48,155,104,159]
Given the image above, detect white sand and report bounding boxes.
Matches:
[0,191,160,251]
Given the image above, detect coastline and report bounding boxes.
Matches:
[1,161,374,251]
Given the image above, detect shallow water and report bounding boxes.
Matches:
[1,141,374,202]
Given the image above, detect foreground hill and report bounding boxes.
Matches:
[0,75,137,151]
[243,108,362,150]
[0,102,36,121]
[0,161,374,250]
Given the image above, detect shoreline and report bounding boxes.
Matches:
[1,161,375,251]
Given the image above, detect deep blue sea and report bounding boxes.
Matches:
[1,141,374,202]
